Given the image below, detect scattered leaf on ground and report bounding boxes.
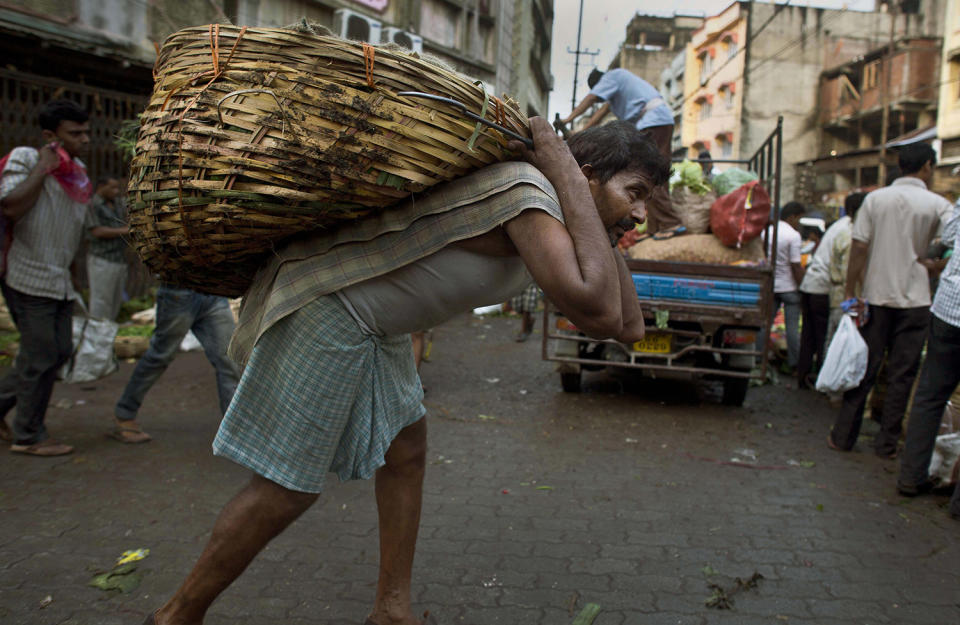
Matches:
[535,485,555,491]
[477,414,496,421]
[571,602,601,625]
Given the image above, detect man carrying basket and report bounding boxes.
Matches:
[145,118,668,625]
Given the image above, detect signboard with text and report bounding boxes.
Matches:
[352,0,388,12]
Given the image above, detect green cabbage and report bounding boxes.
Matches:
[669,160,712,195]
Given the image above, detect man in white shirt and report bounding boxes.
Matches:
[0,99,90,457]
[828,142,953,458]
[766,202,806,373]
[797,193,866,388]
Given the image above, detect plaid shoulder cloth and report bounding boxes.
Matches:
[229,161,563,365]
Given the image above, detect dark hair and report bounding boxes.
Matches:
[897,142,935,174]
[95,175,118,189]
[38,99,89,132]
[566,121,671,187]
[781,201,805,220]
[698,150,712,161]
[587,68,604,89]
[844,191,866,219]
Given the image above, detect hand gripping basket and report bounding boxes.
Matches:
[129,24,530,297]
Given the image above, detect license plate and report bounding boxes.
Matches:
[632,333,671,353]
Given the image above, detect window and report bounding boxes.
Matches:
[719,86,734,108]
[699,52,712,83]
[723,35,738,60]
[720,137,733,157]
[698,97,712,120]
[864,60,881,89]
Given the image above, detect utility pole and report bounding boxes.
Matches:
[567,0,599,111]
[878,1,897,185]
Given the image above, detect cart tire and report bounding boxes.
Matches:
[721,377,749,406]
[561,371,582,393]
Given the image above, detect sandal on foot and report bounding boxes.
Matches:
[10,439,74,456]
[652,225,687,241]
[107,425,152,444]
[826,434,843,452]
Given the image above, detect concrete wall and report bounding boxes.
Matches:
[938,0,960,143]
[743,3,900,201]
[682,2,746,161]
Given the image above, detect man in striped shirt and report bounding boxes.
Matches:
[0,99,91,456]
[896,201,960,520]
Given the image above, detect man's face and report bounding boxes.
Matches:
[588,167,655,246]
[99,178,121,201]
[43,120,91,158]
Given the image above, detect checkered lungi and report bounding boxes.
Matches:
[212,294,425,493]
[509,283,541,314]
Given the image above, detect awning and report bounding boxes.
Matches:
[885,125,936,148]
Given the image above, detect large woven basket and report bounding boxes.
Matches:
[129,24,530,297]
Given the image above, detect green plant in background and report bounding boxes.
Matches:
[114,117,142,163]
[116,288,157,324]
[0,331,20,368]
[117,325,154,338]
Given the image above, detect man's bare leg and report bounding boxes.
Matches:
[368,418,428,625]
[154,474,319,625]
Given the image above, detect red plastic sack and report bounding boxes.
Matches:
[709,180,771,249]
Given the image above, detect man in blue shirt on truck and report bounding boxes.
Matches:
[562,68,683,241]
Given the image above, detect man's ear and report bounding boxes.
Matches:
[580,163,594,181]
[40,129,57,144]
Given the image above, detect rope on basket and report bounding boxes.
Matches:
[466,81,491,152]
[172,24,248,208]
[362,43,376,88]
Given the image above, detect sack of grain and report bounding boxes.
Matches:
[627,233,765,265]
[670,187,716,235]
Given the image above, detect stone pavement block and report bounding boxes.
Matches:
[599,542,666,562]
[536,572,613,593]
[887,603,960,624]
[498,585,581,611]
[419,582,501,609]
[806,597,889,620]
[569,557,637,576]
[455,605,543,623]
[532,540,600,559]
[625,531,689,547]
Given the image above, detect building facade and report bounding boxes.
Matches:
[936,0,960,195]
[679,1,944,201]
[809,37,940,197]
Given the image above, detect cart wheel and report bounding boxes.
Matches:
[561,371,582,393]
[721,377,749,406]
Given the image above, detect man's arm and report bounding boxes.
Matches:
[90,225,129,239]
[791,262,805,286]
[504,118,623,339]
[562,93,600,126]
[580,102,611,131]
[0,145,59,222]
[844,239,869,300]
[612,251,644,342]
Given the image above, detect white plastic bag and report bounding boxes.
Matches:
[179,330,202,352]
[929,433,960,486]
[815,315,868,393]
[58,315,119,384]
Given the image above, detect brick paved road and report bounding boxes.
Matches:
[0,313,957,625]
